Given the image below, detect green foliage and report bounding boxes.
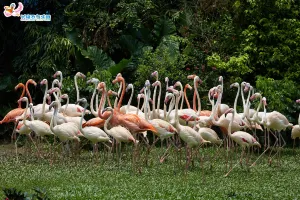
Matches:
[133,35,188,88]
[3,187,49,200]
[81,46,115,70]
[256,76,300,122]
[207,53,251,78]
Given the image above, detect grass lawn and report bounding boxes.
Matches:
[0,142,300,199]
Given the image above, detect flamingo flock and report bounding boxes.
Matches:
[0,70,297,175]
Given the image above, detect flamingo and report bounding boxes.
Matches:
[167,87,210,170]
[76,98,111,156]
[53,71,63,89]
[217,76,230,117]
[86,78,100,117]
[59,72,90,117]
[102,107,137,162]
[184,84,193,109]
[18,97,54,158]
[224,108,261,177]
[49,100,83,156]
[60,94,86,128]
[98,80,157,134]
[120,84,138,114]
[143,80,177,162]
[1,79,36,141]
[292,99,300,150]
[32,79,53,120]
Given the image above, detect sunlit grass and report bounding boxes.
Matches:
[0,142,300,199]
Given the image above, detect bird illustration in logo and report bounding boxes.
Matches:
[3,2,24,17]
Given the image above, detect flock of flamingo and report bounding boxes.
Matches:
[0,70,299,176]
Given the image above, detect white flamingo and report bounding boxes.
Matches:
[76,98,111,156]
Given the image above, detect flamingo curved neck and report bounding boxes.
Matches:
[194,79,201,115]
[41,81,48,119]
[233,85,240,114]
[127,86,134,111]
[156,82,162,116]
[50,104,58,133]
[79,101,87,133]
[17,84,26,108]
[252,95,262,123]
[98,86,107,119]
[22,98,29,127]
[90,83,98,116]
[25,81,33,104]
[104,109,113,133]
[117,78,126,110]
[74,75,80,101]
[228,110,235,141]
[184,86,191,109]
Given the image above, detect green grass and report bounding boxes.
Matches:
[0,142,300,199]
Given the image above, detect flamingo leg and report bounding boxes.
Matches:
[224,148,245,177]
[28,134,43,159]
[15,134,20,162]
[268,130,278,165]
[159,139,172,163]
[251,130,277,167]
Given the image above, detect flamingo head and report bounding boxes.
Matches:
[296,99,300,104]
[250,92,262,101]
[139,87,145,94]
[86,78,99,85]
[262,97,267,106]
[144,80,151,89]
[218,76,223,82]
[97,82,106,91]
[187,74,196,79]
[53,71,62,78]
[244,82,251,92]
[194,76,202,85]
[76,72,86,79]
[40,79,48,85]
[102,106,113,114]
[46,94,51,105]
[137,94,145,100]
[230,82,239,89]
[185,84,192,90]
[14,83,24,91]
[60,94,68,100]
[116,73,122,78]
[164,93,174,104]
[126,84,133,92]
[75,98,87,105]
[48,87,60,95]
[151,71,158,79]
[49,100,59,111]
[27,79,37,87]
[152,81,160,87]
[17,97,28,104]
[165,77,169,83]
[173,81,181,89]
[224,108,234,115]
[112,76,123,84]
[107,90,118,97]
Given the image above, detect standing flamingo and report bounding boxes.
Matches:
[167,87,210,170]
[76,98,111,157]
[102,107,137,163]
[49,100,83,156]
[18,97,54,159]
[292,99,300,150]
[224,108,261,177]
